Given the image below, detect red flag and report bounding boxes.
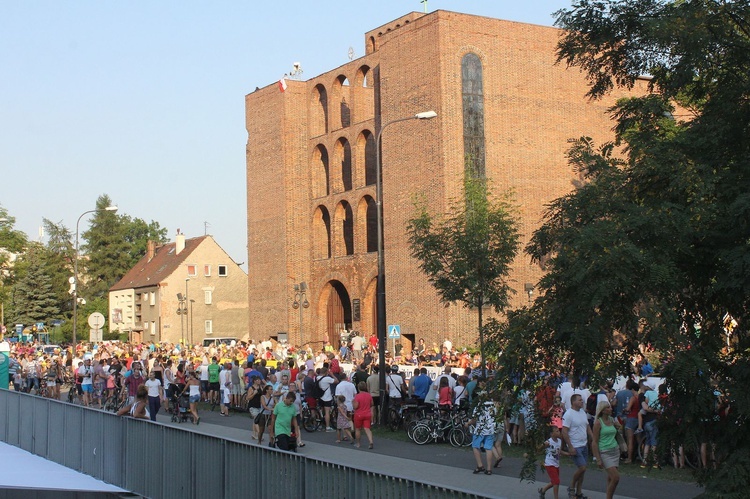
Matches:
[278,77,287,92]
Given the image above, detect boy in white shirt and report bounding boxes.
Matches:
[539,425,570,499]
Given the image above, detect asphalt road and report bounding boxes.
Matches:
[178,402,703,499]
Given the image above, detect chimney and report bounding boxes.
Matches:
[146,240,156,262]
[175,229,186,255]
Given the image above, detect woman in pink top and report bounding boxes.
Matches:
[438,377,454,411]
[352,382,374,449]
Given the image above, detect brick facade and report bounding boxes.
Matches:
[245,10,648,351]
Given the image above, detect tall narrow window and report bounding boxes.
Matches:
[205,320,213,335]
[462,53,486,179]
[205,290,213,305]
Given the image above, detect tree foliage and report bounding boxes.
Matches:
[11,243,60,325]
[407,176,520,372]
[81,194,168,300]
[491,0,750,495]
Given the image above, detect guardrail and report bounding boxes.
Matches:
[0,390,488,499]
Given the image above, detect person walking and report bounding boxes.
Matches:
[144,370,165,422]
[562,393,594,499]
[539,424,570,499]
[269,392,300,451]
[592,402,621,499]
[353,381,374,449]
[180,370,201,425]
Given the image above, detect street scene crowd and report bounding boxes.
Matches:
[3,333,718,499]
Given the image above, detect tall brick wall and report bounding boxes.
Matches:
[246,10,649,350]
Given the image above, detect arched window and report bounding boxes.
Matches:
[462,53,485,179]
[311,144,330,198]
[357,130,376,186]
[334,201,354,256]
[313,205,331,259]
[334,138,352,192]
[310,84,328,137]
[356,195,378,253]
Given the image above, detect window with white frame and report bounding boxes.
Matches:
[187,264,197,277]
[204,264,211,277]
[204,320,213,335]
[150,321,156,335]
[204,289,212,305]
[218,265,227,276]
[149,292,155,306]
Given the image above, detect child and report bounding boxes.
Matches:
[335,395,354,444]
[539,425,569,499]
[547,395,564,429]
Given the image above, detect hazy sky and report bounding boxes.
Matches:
[1,0,571,269]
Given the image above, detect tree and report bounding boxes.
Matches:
[492,1,750,495]
[80,194,168,300]
[11,243,60,325]
[0,207,29,327]
[407,175,520,375]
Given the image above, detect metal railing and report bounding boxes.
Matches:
[0,390,489,499]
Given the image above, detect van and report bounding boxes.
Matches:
[202,337,238,348]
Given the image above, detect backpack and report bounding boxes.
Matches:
[586,393,598,416]
[311,376,330,399]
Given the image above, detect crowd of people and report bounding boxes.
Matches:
[5,335,709,499]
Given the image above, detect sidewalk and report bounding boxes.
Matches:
[155,412,634,499]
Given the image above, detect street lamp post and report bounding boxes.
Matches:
[189,299,195,345]
[375,110,437,425]
[292,282,310,348]
[72,206,118,352]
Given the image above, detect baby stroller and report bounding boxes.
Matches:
[170,388,191,423]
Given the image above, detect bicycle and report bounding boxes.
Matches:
[388,400,429,432]
[302,400,338,432]
[410,408,470,447]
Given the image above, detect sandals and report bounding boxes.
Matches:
[472,467,486,474]
[368,443,373,449]
[484,470,492,475]
[494,457,503,468]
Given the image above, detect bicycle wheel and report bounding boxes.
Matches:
[449,427,468,448]
[67,387,75,403]
[388,408,400,432]
[303,408,321,432]
[406,420,420,440]
[412,424,432,445]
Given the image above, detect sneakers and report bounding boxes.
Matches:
[326,427,335,432]
[538,487,545,499]
[634,428,644,434]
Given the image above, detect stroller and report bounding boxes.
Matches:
[170,385,191,423]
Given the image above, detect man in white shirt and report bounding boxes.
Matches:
[385,365,406,405]
[317,367,338,431]
[335,373,357,412]
[218,362,232,417]
[562,393,594,499]
[350,334,365,361]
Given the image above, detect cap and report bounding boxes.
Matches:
[391,365,399,373]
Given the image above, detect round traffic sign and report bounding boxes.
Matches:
[88,312,105,329]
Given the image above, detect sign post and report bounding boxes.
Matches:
[387,324,401,359]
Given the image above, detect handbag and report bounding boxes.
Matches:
[254,412,264,425]
[615,430,628,453]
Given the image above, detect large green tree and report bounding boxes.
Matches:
[0,207,28,327]
[80,194,168,300]
[492,1,750,495]
[11,243,60,325]
[407,176,520,374]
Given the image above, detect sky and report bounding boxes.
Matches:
[0,0,572,270]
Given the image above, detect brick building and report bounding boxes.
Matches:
[109,232,248,344]
[245,10,647,351]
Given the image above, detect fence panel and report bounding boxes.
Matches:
[0,390,488,499]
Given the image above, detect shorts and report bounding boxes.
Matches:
[81,384,93,393]
[189,394,200,403]
[209,382,220,392]
[320,399,334,408]
[354,413,371,429]
[249,407,261,418]
[200,380,209,393]
[222,389,230,404]
[472,434,495,450]
[46,380,56,387]
[572,445,589,468]
[231,384,242,395]
[545,465,560,485]
[625,416,639,431]
[305,396,318,409]
[644,420,658,447]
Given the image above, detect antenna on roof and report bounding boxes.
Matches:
[421,0,428,13]
[286,62,303,80]
[204,221,211,235]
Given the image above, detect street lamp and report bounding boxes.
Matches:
[375,110,437,424]
[177,278,189,345]
[72,205,118,352]
[292,282,310,348]
[189,299,195,345]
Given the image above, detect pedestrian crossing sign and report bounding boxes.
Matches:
[388,324,401,339]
